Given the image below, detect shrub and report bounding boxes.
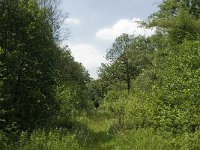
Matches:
[18,129,81,150]
[111,128,172,150]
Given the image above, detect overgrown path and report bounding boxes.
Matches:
[78,107,115,150]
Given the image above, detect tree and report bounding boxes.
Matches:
[55,47,91,118]
[149,40,200,133]
[144,0,200,132]
[99,34,135,93]
[99,34,155,93]
[0,0,62,130]
[149,0,200,44]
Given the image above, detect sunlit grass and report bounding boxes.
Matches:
[2,106,199,150]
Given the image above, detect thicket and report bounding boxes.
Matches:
[96,0,200,148]
[0,0,90,149]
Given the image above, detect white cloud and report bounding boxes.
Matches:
[62,42,106,79]
[96,18,156,40]
[64,17,80,25]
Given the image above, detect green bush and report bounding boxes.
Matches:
[104,90,154,131]
[111,128,200,150]
[124,92,154,129]
[0,131,9,150]
[18,129,81,150]
[111,128,172,150]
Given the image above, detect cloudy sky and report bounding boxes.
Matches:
[60,0,162,79]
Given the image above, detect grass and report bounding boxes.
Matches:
[2,106,200,150]
[75,106,171,150]
[75,106,200,150]
[75,107,115,150]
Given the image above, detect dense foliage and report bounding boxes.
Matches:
[96,0,200,148]
[0,0,200,149]
[0,0,90,147]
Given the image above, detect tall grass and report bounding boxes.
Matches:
[110,128,172,150]
[1,108,200,150]
[20,130,81,150]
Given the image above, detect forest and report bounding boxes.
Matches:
[0,0,200,149]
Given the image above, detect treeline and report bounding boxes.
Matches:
[0,0,90,145]
[90,0,200,148]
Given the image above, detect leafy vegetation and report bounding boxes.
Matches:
[0,0,200,149]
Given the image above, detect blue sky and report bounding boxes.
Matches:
[60,0,163,79]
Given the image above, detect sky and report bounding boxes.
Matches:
[60,0,163,79]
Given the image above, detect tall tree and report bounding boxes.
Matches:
[55,47,91,117]
[0,0,61,130]
[99,34,155,93]
[149,0,200,44]
[101,34,134,93]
